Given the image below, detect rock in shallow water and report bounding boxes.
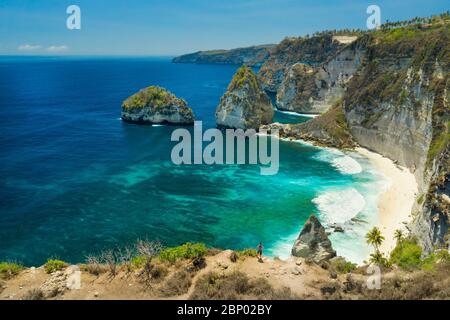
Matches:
[291,214,336,263]
[121,86,195,125]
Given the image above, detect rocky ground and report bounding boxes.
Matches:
[2,249,449,300]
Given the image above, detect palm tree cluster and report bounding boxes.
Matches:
[366,227,388,266]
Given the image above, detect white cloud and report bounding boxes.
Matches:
[47,45,68,52]
[18,44,42,51]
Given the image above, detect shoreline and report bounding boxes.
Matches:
[356,147,418,256]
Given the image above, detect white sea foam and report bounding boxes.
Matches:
[313,188,366,225]
[314,149,362,175]
[331,156,363,174]
[268,231,299,260]
[275,109,319,118]
[152,124,165,127]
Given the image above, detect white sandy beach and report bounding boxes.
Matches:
[356,147,418,255]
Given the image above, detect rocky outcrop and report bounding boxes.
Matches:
[276,41,364,114]
[121,86,195,125]
[258,33,346,93]
[292,215,336,263]
[261,105,356,149]
[215,66,274,129]
[172,44,275,67]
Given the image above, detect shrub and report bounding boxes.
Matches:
[131,255,147,269]
[150,264,168,280]
[189,271,298,300]
[421,250,450,271]
[135,240,163,287]
[83,255,106,275]
[22,288,45,300]
[100,250,119,277]
[330,257,357,273]
[389,239,422,270]
[361,262,450,300]
[0,262,24,279]
[44,259,68,274]
[159,243,208,263]
[236,248,258,258]
[159,270,192,297]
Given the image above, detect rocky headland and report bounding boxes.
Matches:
[121,86,195,125]
[172,44,275,67]
[215,66,274,129]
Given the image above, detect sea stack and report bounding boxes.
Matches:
[215,66,274,130]
[121,86,195,125]
[292,214,336,263]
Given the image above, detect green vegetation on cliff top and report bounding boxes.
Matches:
[122,86,187,110]
[0,262,24,279]
[228,65,260,91]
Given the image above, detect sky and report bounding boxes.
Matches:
[0,0,448,56]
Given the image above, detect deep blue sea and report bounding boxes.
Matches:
[0,56,386,266]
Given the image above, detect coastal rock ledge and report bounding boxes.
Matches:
[215,66,274,130]
[292,214,337,263]
[121,86,195,125]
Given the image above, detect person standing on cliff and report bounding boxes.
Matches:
[257,242,264,262]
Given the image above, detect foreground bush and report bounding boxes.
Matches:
[44,259,68,274]
[361,261,450,300]
[330,257,357,273]
[236,248,258,258]
[421,250,450,271]
[159,243,208,263]
[22,288,45,300]
[0,262,24,279]
[190,271,297,300]
[158,270,192,297]
[389,239,422,270]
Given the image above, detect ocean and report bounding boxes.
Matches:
[0,56,386,266]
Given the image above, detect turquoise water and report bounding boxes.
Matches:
[0,57,384,266]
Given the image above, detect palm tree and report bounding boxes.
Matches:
[366,227,385,252]
[394,229,404,244]
[369,251,384,265]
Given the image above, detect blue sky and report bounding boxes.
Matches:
[0,0,448,55]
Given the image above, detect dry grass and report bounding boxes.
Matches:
[189,271,298,300]
[22,289,45,300]
[158,270,193,297]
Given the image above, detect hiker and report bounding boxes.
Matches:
[257,242,263,260]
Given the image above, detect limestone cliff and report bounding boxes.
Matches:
[342,25,449,252]
[257,33,347,93]
[121,86,195,125]
[216,66,274,130]
[172,44,275,67]
[276,40,363,114]
[268,20,449,252]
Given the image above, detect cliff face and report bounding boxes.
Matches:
[261,22,449,252]
[342,26,449,251]
[121,86,195,125]
[172,44,275,67]
[216,66,273,129]
[276,41,364,113]
[257,33,348,93]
